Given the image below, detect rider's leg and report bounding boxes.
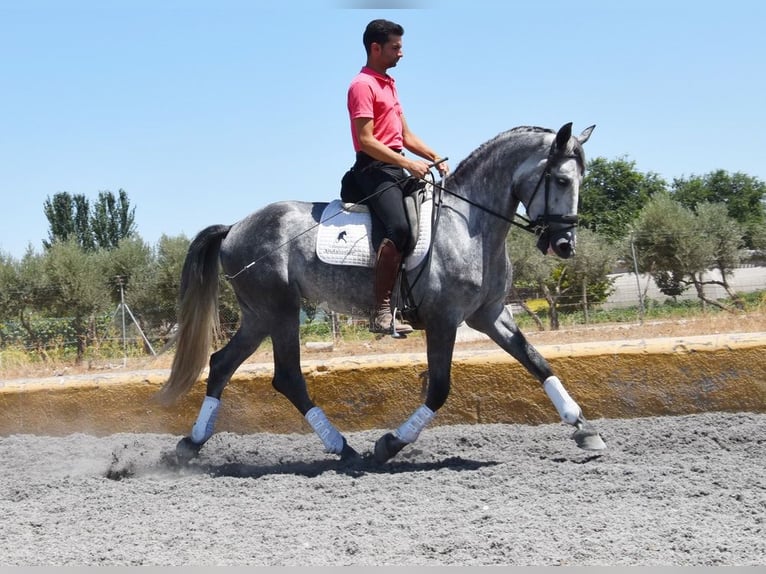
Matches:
[360,168,413,335]
[371,237,413,334]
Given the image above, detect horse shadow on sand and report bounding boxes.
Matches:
[106,449,500,481]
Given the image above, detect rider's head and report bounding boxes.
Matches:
[363,19,404,70]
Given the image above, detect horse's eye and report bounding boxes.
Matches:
[556,177,570,186]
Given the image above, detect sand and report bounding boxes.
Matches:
[1,411,763,566]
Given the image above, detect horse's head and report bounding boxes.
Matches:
[516,122,595,259]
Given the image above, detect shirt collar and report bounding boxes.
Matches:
[361,66,395,85]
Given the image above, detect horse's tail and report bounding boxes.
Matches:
[156,224,232,406]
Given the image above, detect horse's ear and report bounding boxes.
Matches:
[577,124,596,145]
[555,122,573,151]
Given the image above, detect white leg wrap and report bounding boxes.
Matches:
[191,396,221,444]
[394,404,435,444]
[305,407,345,454]
[543,376,581,425]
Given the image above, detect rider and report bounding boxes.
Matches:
[347,18,449,335]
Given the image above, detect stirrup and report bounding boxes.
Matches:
[390,306,412,338]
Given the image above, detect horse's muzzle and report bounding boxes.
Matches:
[536,225,577,259]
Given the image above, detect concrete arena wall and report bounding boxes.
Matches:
[1,333,764,437]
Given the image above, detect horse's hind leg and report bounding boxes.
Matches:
[270,320,359,460]
[467,306,606,451]
[176,323,267,461]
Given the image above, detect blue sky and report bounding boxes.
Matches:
[2,0,764,259]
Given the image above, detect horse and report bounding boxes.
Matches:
[157,122,606,464]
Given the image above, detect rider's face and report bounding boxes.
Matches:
[374,36,403,69]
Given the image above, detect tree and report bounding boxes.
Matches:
[672,170,766,249]
[43,189,136,252]
[97,236,153,305]
[507,227,616,330]
[749,224,766,252]
[506,228,556,330]
[0,248,54,351]
[628,195,745,311]
[629,194,704,298]
[694,202,746,306]
[91,189,137,250]
[141,234,190,339]
[38,240,111,360]
[43,192,94,251]
[556,228,617,321]
[0,252,21,344]
[580,156,667,242]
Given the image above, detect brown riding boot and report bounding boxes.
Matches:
[370,238,414,336]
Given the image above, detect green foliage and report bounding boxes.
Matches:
[556,228,617,311]
[146,234,191,336]
[43,189,136,252]
[302,299,319,324]
[629,194,704,290]
[38,240,112,359]
[91,189,137,250]
[672,170,766,249]
[580,156,667,242]
[507,226,617,329]
[694,202,745,277]
[300,320,332,338]
[43,192,94,250]
[627,194,746,307]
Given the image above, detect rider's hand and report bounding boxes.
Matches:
[434,158,449,177]
[406,158,431,180]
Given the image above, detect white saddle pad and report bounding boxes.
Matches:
[316,198,433,270]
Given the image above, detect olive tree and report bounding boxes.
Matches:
[627,195,745,311]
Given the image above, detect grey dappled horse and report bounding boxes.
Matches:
[158,123,606,464]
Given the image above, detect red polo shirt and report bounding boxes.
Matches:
[347,66,404,152]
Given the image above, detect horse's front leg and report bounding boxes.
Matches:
[270,323,359,461]
[467,306,606,451]
[373,325,456,463]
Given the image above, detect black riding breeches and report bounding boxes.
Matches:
[352,152,410,253]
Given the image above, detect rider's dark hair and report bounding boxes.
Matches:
[363,19,404,54]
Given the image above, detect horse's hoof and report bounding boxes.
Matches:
[340,438,360,461]
[572,421,607,451]
[374,432,408,463]
[176,436,203,464]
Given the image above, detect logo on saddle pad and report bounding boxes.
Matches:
[316,198,433,270]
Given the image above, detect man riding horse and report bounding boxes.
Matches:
[346,19,449,336]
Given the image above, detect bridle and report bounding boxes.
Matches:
[431,142,581,242]
[520,145,581,248]
[402,145,579,287]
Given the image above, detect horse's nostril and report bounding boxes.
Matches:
[555,241,573,258]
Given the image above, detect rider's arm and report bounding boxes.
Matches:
[353,117,411,168]
[401,115,449,176]
[353,117,431,179]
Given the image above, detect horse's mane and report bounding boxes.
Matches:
[449,126,585,186]
[449,126,553,184]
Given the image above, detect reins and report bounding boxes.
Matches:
[224,160,440,280]
[399,148,580,313]
[225,149,573,282]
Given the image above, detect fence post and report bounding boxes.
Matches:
[630,236,645,324]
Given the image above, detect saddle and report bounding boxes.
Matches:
[316,175,434,269]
